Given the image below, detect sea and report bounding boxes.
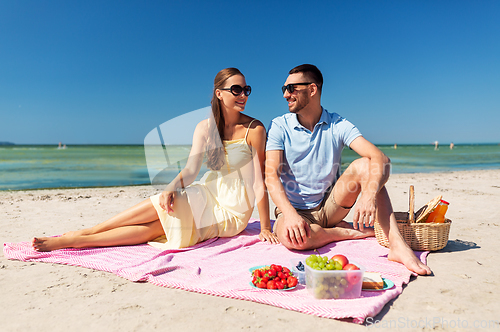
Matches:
[1,143,499,191]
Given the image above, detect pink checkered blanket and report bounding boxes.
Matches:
[3,219,427,324]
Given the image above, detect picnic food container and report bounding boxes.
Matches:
[425,200,449,223]
[374,185,452,251]
[305,261,365,299]
[290,258,306,284]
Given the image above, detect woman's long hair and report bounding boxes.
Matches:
[206,68,244,170]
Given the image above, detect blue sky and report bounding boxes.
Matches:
[1,0,499,145]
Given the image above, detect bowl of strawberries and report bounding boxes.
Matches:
[249,264,299,290]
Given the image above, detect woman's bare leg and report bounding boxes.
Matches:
[64,199,160,237]
[33,220,165,252]
[32,198,164,251]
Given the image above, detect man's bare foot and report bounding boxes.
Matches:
[32,236,73,252]
[388,241,432,275]
[352,227,375,239]
[336,221,375,239]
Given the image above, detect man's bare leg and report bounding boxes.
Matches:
[335,159,431,275]
[274,217,374,251]
[274,159,376,250]
[376,187,431,275]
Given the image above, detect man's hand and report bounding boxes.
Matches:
[282,211,311,246]
[352,192,377,230]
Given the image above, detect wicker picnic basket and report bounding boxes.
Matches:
[374,185,451,251]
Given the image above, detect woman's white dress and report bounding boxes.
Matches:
[148,123,256,250]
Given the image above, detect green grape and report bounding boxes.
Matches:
[318,262,325,269]
[322,256,329,263]
[325,263,334,270]
[305,257,313,267]
[312,262,320,270]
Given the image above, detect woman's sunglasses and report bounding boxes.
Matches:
[220,85,252,97]
[281,82,313,94]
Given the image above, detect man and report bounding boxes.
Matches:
[265,64,430,275]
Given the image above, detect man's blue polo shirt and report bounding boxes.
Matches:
[266,108,362,209]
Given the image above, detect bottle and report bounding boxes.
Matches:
[425,200,449,223]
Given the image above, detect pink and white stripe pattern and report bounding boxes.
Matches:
[3,219,428,324]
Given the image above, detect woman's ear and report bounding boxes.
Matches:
[215,89,223,100]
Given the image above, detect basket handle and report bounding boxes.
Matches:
[408,185,415,223]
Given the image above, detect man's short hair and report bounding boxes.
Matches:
[289,64,323,93]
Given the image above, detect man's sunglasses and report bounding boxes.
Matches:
[281,82,313,94]
[219,85,252,97]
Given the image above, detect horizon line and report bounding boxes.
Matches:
[2,142,499,146]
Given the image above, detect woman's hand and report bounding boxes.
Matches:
[159,190,175,213]
[259,229,280,244]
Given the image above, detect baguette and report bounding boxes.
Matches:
[362,272,384,290]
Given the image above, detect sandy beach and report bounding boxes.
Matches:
[1,169,499,331]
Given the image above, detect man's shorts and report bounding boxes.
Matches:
[273,186,353,232]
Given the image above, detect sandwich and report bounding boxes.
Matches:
[362,272,384,290]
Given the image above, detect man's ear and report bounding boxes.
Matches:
[310,83,319,97]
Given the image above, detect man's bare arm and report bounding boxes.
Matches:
[265,150,310,245]
[348,136,391,229]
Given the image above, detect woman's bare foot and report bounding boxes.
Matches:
[32,236,74,252]
[388,240,432,275]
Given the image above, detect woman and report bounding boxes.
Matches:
[32,68,278,251]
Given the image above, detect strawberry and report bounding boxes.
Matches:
[256,281,267,289]
[287,276,298,288]
[252,276,258,285]
[275,281,285,289]
[267,280,277,289]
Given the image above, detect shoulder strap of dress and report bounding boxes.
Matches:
[244,119,257,141]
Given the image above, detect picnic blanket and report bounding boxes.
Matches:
[3,219,428,324]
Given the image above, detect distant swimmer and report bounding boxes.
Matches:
[394,144,397,149]
[434,141,439,150]
[450,142,454,150]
